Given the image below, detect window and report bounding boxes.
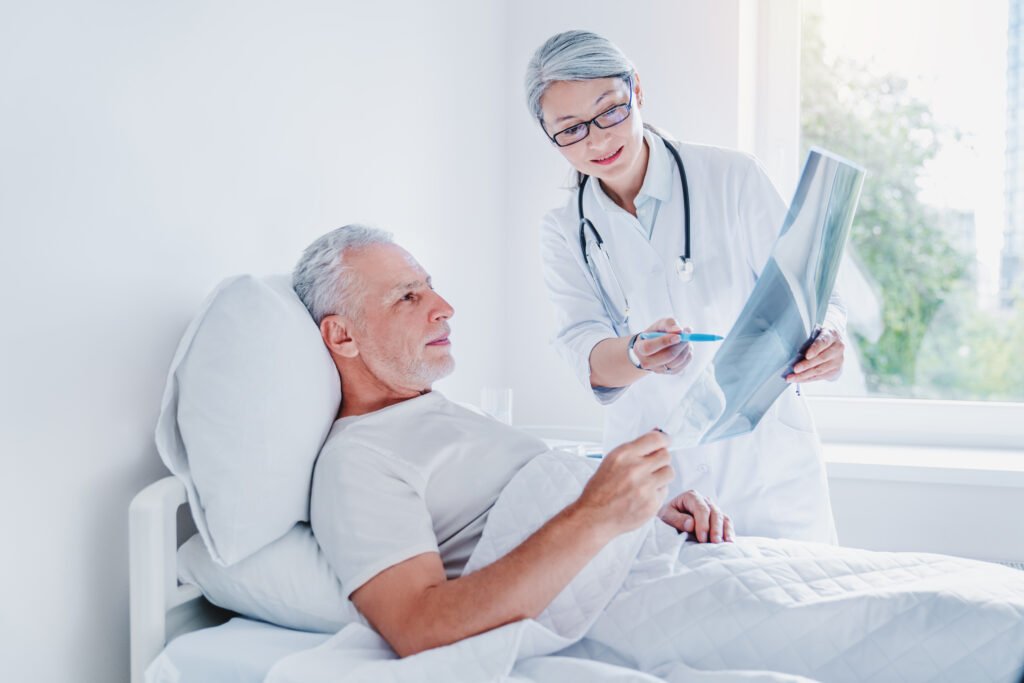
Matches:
[799,0,1024,406]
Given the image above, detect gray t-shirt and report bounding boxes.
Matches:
[310,391,548,597]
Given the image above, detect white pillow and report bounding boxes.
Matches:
[155,274,341,566]
[178,525,363,633]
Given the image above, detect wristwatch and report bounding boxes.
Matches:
[627,333,646,370]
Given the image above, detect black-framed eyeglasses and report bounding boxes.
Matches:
[547,77,634,148]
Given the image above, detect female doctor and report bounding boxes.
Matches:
[526,30,847,543]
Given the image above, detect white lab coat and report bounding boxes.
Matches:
[539,130,840,543]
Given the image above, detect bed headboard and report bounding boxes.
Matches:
[129,476,231,683]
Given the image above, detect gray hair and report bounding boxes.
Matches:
[292,224,394,324]
[524,30,635,125]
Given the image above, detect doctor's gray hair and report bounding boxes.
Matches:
[524,30,635,124]
[292,224,394,324]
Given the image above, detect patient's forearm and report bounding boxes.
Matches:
[354,433,671,657]
[399,501,610,656]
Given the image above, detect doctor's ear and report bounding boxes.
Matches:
[632,72,644,106]
[320,315,359,359]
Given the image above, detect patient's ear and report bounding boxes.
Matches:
[320,315,359,359]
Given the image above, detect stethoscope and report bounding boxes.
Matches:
[578,135,691,333]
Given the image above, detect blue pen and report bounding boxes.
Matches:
[638,332,724,343]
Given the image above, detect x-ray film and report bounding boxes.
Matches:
[666,149,866,446]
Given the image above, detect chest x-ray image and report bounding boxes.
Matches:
[666,149,866,446]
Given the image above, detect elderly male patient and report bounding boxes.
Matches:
[293,224,730,658]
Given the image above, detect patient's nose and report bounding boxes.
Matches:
[430,291,454,320]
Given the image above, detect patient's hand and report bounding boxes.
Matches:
[576,430,674,537]
[658,490,733,543]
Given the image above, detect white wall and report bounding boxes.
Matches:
[502,0,767,428]
[3,5,771,674]
[0,2,506,681]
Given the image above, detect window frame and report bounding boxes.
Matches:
[746,0,1024,450]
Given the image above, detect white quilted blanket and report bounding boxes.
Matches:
[267,451,1024,683]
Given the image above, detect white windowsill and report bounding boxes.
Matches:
[523,428,1024,489]
[823,442,1024,488]
[808,397,1024,450]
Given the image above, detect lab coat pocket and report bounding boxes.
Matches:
[772,388,817,435]
[759,388,824,479]
[755,402,836,544]
[756,416,821,480]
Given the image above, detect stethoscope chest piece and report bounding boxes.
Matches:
[676,257,694,282]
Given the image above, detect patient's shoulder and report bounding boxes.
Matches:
[318,393,443,460]
[316,423,408,475]
[312,432,427,516]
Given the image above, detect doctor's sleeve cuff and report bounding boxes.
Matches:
[824,291,848,339]
[593,385,627,405]
[538,211,628,405]
[553,322,626,405]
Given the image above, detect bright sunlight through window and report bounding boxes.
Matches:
[800,0,1024,402]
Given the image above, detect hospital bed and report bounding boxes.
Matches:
[130,472,1024,683]
[128,428,603,683]
[130,469,1024,683]
[132,269,1024,682]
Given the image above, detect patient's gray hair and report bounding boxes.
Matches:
[292,224,394,324]
[524,30,635,124]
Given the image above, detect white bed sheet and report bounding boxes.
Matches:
[151,451,1024,683]
[145,617,331,683]
[268,451,1024,683]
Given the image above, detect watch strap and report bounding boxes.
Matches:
[627,333,645,370]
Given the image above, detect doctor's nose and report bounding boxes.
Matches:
[586,124,615,150]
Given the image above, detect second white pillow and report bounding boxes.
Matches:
[178,523,362,633]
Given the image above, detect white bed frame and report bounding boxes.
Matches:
[129,476,231,683]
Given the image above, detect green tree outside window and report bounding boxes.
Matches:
[800,8,1024,400]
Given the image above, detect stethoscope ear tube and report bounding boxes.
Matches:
[577,174,598,256]
[672,141,691,262]
[584,237,631,336]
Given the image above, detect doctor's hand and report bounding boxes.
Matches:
[575,430,674,537]
[787,324,846,384]
[658,490,733,543]
[633,318,694,375]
